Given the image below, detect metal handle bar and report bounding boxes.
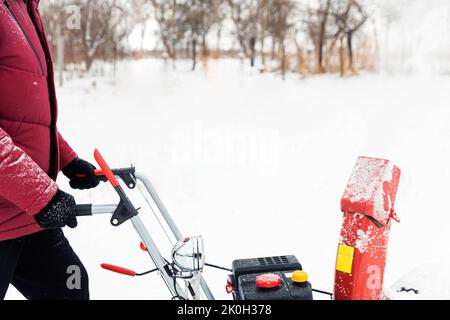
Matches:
[75,169,215,300]
[74,204,117,216]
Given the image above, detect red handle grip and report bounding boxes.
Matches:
[94,149,119,188]
[100,263,136,277]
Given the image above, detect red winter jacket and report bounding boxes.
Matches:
[0,0,77,240]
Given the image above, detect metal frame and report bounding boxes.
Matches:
[82,172,214,300]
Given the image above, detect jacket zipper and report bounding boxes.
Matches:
[4,0,45,76]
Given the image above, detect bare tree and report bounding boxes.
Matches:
[344,1,369,72]
[305,0,332,73]
[227,0,259,67]
[41,0,138,73]
[267,0,296,79]
[302,0,371,75]
[131,0,152,54]
[182,0,221,70]
[258,0,271,68]
[40,0,375,79]
[213,3,227,53]
[150,0,186,61]
[331,0,369,75]
[81,1,117,70]
[39,0,68,84]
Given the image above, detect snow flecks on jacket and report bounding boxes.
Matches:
[0,130,58,216]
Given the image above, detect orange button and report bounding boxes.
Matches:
[292,270,308,283]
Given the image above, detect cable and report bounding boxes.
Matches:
[136,180,175,246]
[135,268,159,276]
[312,288,333,300]
[172,272,186,300]
[168,262,196,300]
[205,263,232,273]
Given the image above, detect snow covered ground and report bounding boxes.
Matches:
[6,58,450,300]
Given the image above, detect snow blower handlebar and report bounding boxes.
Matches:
[100,263,137,277]
[74,204,118,216]
[93,148,119,187]
[73,149,215,300]
[76,167,137,188]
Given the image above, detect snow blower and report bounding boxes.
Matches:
[75,150,400,300]
[75,149,320,300]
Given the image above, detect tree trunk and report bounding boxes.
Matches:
[216,23,222,53]
[339,37,345,77]
[346,31,354,73]
[281,41,286,80]
[140,24,147,54]
[260,35,266,67]
[295,41,304,74]
[317,0,331,73]
[260,6,267,68]
[85,54,93,72]
[202,34,209,58]
[317,37,324,72]
[271,40,277,60]
[113,42,117,77]
[250,37,256,67]
[317,30,326,72]
[56,23,64,87]
[192,38,197,71]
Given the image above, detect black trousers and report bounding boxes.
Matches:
[0,228,89,300]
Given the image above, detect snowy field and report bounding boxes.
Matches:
[6,58,450,300]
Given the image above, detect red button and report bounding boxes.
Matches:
[256,273,281,289]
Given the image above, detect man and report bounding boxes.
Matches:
[0,0,99,300]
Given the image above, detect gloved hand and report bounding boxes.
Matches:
[34,190,78,229]
[62,157,100,190]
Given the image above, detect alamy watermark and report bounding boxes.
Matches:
[65,5,80,30]
[366,264,382,290]
[170,121,281,174]
[60,2,125,31]
[66,265,82,290]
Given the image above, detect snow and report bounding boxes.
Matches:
[5,58,450,300]
[384,262,450,300]
[355,229,371,254]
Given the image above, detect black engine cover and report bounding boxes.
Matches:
[230,255,313,301]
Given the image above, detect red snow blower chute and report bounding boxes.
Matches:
[334,157,401,300]
[75,150,400,300]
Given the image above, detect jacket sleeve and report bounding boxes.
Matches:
[0,128,58,216]
[58,131,78,170]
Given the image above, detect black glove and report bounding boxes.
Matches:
[34,190,78,229]
[62,157,100,190]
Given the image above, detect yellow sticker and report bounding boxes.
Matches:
[336,244,355,274]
